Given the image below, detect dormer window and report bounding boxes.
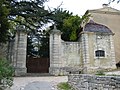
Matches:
[95,50,105,57]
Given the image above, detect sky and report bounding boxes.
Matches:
[44,0,120,16]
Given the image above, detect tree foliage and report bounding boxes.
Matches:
[9,0,50,30]
[49,8,79,41]
[38,30,49,57]
[62,15,81,41]
[0,0,10,43]
[27,29,49,58]
[0,57,14,89]
[0,0,52,43]
[49,9,90,41]
[27,34,34,57]
[109,0,120,3]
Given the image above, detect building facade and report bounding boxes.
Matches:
[49,20,116,75]
[88,5,120,63]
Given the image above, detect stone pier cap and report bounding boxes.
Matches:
[49,25,62,34]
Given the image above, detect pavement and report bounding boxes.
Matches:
[105,71,120,75]
[7,76,68,90]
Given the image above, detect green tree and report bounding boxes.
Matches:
[0,0,10,43]
[49,8,73,27]
[27,34,34,57]
[50,9,90,41]
[62,15,81,41]
[0,0,53,43]
[38,30,49,57]
[61,10,90,41]
[27,29,50,57]
[9,0,50,30]
[0,57,14,90]
[49,8,76,41]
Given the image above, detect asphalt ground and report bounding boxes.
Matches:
[8,76,68,90]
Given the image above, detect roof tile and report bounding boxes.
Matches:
[84,20,113,34]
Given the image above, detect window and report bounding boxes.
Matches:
[95,50,105,57]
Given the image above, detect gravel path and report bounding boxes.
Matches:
[8,76,68,90]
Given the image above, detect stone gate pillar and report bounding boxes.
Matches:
[49,26,62,75]
[14,25,27,76]
[81,33,90,73]
[110,35,116,69]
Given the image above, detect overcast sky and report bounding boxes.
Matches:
[44,0,120,16]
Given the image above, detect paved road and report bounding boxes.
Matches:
[23,81,53,90]
[8,76,68,90]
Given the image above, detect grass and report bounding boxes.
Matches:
[107,74,120,76]
[95,70,105,76]
[57,82,75,90]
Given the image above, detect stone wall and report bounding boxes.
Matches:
[61,41,81,67]
[0,39,15,62]
[49,27,82,75]
[0,43,8,58]
[68,74,120,90]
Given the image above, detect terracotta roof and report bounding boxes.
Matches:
[84,20,113,34]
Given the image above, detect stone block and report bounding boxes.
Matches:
[68,74,120,90]
[14,67,27,76]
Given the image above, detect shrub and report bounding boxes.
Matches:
[95,70,105,75]
[0,57,14,90]
[57,82,75,90]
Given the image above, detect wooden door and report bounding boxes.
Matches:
[26,57,49,73]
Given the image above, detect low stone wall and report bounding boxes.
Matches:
[68,74,120,90]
